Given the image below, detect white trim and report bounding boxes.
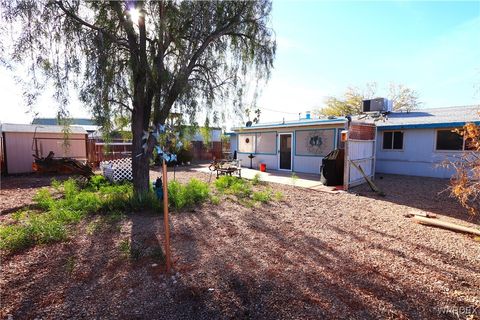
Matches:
[278,132,293,171]
[381,130,404,151]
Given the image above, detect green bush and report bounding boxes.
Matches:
[88,175,110,191]
[252,173,262,186]
[168,180,187,209]
[168,178,210,210]
[0,225,33,252]
[33,188,55,210]
[185,179,210,205]
[215,176,252,198]
[252,189,273,203]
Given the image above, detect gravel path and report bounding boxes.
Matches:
[1,168,479,319]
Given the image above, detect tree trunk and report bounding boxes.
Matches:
[131,111,150,195]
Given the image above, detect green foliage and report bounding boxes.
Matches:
[252,189,273,203]
[210,195,221,205]
[318,82,421,116]
[1,178,149,254]
[273,191,284,201]
[252,173,262,185]
[215,176,252,198]
[2,0,276,194]
[33,188,55,210]
[88,175,110,191]
[185,179,210,204]
[168,179,211,210]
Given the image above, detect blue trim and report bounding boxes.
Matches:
[233,118,346,130]
[294,128,336,157]
[377,121,480,130]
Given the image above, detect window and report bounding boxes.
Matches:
[295,129,335,156]
[436,129,464,151]
[255,132,276,154]
[382,131,403,150]
[238,133,255,153]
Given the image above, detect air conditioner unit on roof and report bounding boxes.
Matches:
[362,98,392,113]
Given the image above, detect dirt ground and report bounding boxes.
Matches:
[1,168,479,319]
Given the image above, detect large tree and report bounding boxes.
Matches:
[1,0,275,193]
[318,82,421,116]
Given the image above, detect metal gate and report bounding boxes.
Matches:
[343,122,377,190]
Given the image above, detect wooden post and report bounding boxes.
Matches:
[162,159,172,273]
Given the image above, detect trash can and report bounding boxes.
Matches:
[320,149,344,186]
[260,163,266,172]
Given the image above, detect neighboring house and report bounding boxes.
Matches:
[0,123,87,174]
[32,118,100,133]
[375,105,480,178]
[230,105,480,179]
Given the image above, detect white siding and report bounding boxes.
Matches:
[376,128,458,178]
[293,156,322,174]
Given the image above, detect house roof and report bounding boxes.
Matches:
[0,123,87,134]
[32,118,99,132]
[375,105,480,130]
[232,117,346,131]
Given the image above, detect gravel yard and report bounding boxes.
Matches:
[1,168,479,319]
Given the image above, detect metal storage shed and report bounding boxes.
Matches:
[0,123,88,174]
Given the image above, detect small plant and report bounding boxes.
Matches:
[65,256,76,274]
[273,191,284,201]
[51,178,62,191]
[252,189,273,203]
[291,172,299,187]
[252,173,262,186]
[168,179,211,210]
[33,188,55,210]
[210,195,221,205]
[118,238,131,258]
[88,175,110,191]
[215,176,252,198]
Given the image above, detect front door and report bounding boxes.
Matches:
[279,133,292,170]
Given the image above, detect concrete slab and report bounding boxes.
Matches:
[194,164,343,194]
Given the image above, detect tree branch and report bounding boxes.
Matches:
[53,1,129,49]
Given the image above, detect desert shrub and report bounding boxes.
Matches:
[449,122,480,215]
[88,175,110,191]
[185,179,210,205]
[210,195,221,205]
[252,173,262,185]
[215,176,252,198]
[33,188,55,210]
[0,225,33,252]
[273,191,284,201]
[168,180,187,209]
[252,189,273,203]
[168,178,210,210]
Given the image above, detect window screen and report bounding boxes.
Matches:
[436,130,463,150]
[383,131,403,150]
[256,132,276,154]
[383,132,393,149]
[393,131,403,149]
[238,133,255,153]
[295,129,335,156]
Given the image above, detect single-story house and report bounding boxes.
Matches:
[230,105,480,179]
[231,118,348,173]
[1,123,88,174]
[375,105,480,178]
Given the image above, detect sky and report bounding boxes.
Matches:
[1,1,479,127]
